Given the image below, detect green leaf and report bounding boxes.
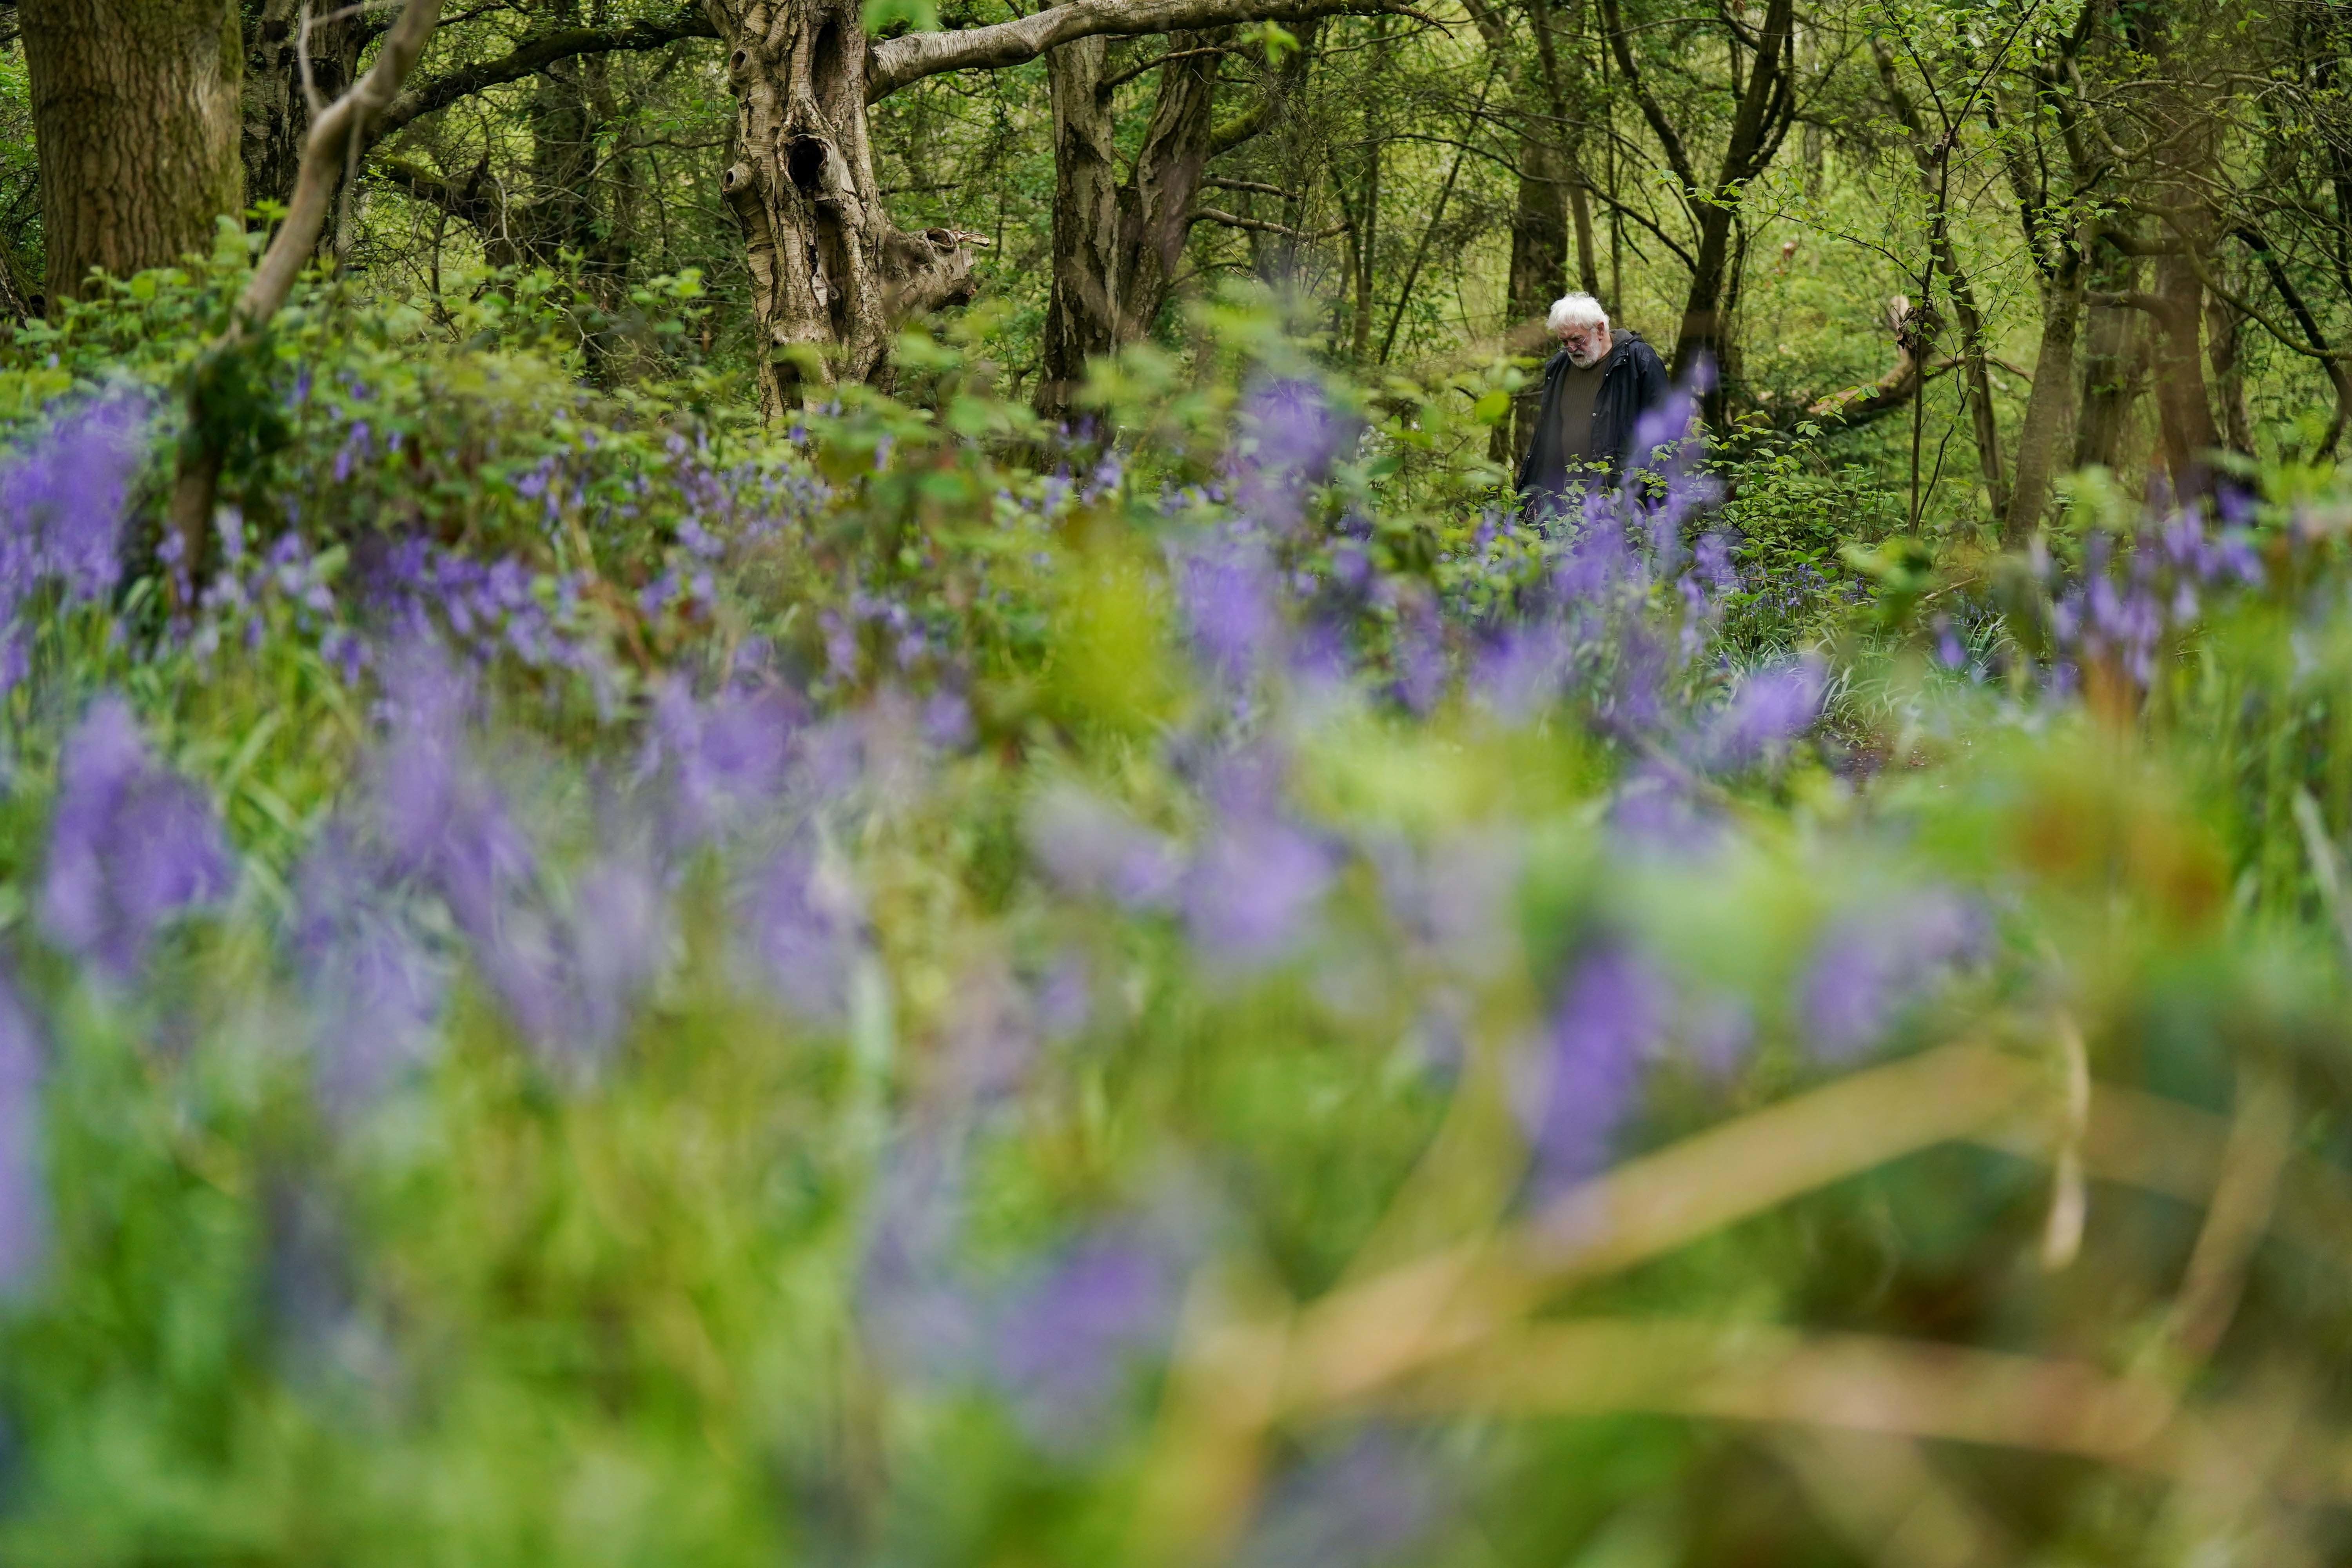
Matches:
[862,0,936,32]
[1472,389,1511,426]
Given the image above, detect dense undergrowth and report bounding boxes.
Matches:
[2,265,2352,1566]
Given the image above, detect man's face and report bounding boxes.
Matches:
[1555,318,1612,368]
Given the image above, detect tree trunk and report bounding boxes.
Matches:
[1040,36,1122,419]
[243,0,365,209]
[22,0,244,303]
[1036,29,1222,422]
[2073,248,2142,473]
[2203,283,2253,456]
[1348,138,1378,363]
[1115,33,1219,340]
[713,0,978,415]
[1674,204,1736,388]
[1495,127,1566,465]
[532,2,601,265]
[2003,278,2080,539]
[1604,0,1793,401]
[2146,246,2221,505]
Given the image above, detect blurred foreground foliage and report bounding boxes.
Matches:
[0,268,2349,1567]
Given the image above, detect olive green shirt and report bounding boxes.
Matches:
[1553,360,1606,471]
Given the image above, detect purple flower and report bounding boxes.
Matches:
[1183,811,1334,967]
[645,677,799,847]
[1373,832,1521,976]
[1177,531,1284,684]
[372,650,533,945]
[921,689,973,750]
[1704,657,1826,769]
[1798,890,1990,1061]
[41,697,233,978]
[1234,378,1352,535]
[1240,1430,1448,1568]
[292,826,443,1111]
[860,1135,988,1380]
[0,967,46,1294]
[1519,944,1666,1194]
[560,852,664,1060]
[1026,783,1183,909]
[993,1232,1187,1452]
[0,388,151,617]
[1472,619,1569,720]
[1390,602,1447,714]
[745,840,864,1022]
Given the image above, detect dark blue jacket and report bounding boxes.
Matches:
[1514,328,1672,508]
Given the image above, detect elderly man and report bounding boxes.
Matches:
[1514,292,1671,514]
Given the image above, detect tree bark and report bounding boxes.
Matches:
[22,0,244,303]
[711,0,980,414]
[2004,280,2079,537]
[243,0,366,209]
[1040,35,1123,419]
[1495,129,1567,465]
[2203,282,2253,456]
[714,0,1383,413]
[2073,247,2142,473]
[2145,247,2221,505]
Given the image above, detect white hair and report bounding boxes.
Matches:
[1546,293,1610,334]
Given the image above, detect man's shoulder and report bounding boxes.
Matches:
[1614,329,1666,369]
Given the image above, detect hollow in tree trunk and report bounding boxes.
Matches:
[21,0,244,305]
[711,0,980,416]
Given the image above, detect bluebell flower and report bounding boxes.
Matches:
[0,965,46,1294]
[1027,782,1183,910]
[1182,809,1334,967]
[1703,657,1826,770]
[42,697,233,978]
[745,839,864,1022]
[1239,1429,1448,1568]
[1177,529,1284,684]
[292,826,443,1112]
[1798,890,1990,1061]
[991,1230,1187,1452]
[1520,943,1666,1194]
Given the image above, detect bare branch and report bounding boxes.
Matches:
[1203,176,1299,198]
[373,6,717,139]
[865,0,1430,103]
[245,0,445,323]
[1194,207,1347,238]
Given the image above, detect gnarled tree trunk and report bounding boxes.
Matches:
[1041,35,1122,420]
[704,0,1401,413]
[22,0,244,304]
[713,0,978,415]
[2145,245,2221,505]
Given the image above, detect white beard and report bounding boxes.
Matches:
[1566,338,1608,368]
